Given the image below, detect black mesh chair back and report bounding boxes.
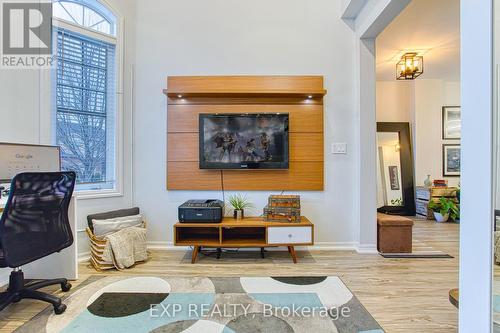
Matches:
[0,172,76,267]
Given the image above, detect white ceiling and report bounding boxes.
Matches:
[376,0,460,81]
[377,132,399,146]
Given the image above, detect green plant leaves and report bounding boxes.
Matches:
[429,196,460,221]
[227,193,254,210]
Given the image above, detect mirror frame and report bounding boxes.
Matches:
[376,122,416,216]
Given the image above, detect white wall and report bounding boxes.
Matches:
[376,81,413,123]
[414,80,460,187]
[376,79,460,188]
[133,0,359,248]
[0,71,42,143]
[494,0,500,250]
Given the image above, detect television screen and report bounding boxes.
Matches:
[199,113,289,169]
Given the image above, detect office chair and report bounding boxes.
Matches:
[0,172,76,314]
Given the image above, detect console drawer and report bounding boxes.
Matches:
[267,226,312,244]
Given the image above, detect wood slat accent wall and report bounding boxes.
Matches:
[167,105,323,133]
[165,76,325,191]
[167,133,324,162]
[166,76,326,95]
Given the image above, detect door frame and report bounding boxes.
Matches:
[342,0,494,330]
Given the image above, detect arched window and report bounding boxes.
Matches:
[53,0,116,35]
[52,0,120,194]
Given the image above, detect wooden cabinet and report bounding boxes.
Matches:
[415,186,458,219]
[174,217,314,263]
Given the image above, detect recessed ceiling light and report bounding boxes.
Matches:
[307,95,313,99]
[177,94,183,98]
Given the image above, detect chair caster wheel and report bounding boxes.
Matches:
[61,282,72,292]
[54,303,67,315]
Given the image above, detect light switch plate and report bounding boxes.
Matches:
[331,143,347,154]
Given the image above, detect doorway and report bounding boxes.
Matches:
[375,0,461,220]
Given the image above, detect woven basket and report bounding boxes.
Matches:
[86,221,147,271]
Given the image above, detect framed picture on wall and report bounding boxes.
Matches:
[442,106,461,139]
[388,165,400,190]
[443,144,461,177]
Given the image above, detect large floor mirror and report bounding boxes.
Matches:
[376,122,416,216]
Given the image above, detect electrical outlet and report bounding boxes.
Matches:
[331,143,347,154]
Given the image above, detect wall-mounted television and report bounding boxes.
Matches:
[199,113,289,169]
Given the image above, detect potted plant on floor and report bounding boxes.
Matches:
[428,197,460,223]
[227,194,254,220]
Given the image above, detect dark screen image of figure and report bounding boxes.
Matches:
[213,133,237,161]
[245,139,259,161]
[260,133,271,161]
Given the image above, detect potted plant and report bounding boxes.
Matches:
[227,194,254,220]
[390,198,403,206]
[428,197,460,223]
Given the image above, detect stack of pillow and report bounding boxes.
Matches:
[92,214,144,238]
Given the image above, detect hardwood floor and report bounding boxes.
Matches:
[0,219,459,333]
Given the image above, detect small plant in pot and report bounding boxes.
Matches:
[428,197,460,223]
[390,198,403,206]
[227,194,254,220]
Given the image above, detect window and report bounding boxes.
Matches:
[53,0,119,193]
[53,0,115,35]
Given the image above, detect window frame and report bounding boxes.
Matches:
[50,0,124,200]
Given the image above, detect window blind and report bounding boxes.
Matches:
[55,28,116,189]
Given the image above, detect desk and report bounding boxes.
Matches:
[0,196,78,281]
[174,217,314,263]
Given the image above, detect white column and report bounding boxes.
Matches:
[459,0,493,331]
[355,37,377,252]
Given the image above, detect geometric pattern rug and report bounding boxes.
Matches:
[493,278,500,333]
[13,276,384,333]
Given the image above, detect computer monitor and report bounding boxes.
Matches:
[0,143,61,183]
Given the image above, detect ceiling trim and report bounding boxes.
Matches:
[341,0,411,39]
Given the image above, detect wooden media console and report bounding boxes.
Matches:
[174,217,314,263]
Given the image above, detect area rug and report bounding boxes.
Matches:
[380,240,453,258]
[14,276,384,333]
[493,278,500,332]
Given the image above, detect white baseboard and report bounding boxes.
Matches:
[147,241,189,251]
[355,243,379,254]
[307,242,357,251]
[78,251,91,263]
